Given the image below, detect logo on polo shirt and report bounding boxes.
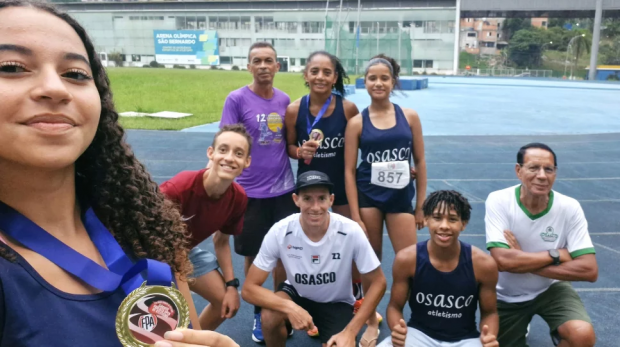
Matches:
[312,255,320,264]
[306,175,322,181]
[287,244,303,251]
[540,226,558,242]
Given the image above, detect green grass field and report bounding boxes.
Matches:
[109,68,317,130]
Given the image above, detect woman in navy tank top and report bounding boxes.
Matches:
[285,51,359,218]
[344,55,428,341]
[285,51,384,338]
[0,2,237,347]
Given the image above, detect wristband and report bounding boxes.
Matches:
[297,147,302,159]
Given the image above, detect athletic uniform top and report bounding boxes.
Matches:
[160,169,248,248]
[220,86,295,199]
[0,245,127,347]
[485,185,596,303]
[407,240,480,342]
[295,94,347,204]
[356,104,415,205]
[254,212,380,305]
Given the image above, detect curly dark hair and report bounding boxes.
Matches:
[0,0,193,279]
[422,190,472,223]
[303,50,350,97]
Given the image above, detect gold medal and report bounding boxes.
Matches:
[116,281,190,347]
[309,129,324,145]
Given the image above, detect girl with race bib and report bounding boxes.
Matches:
[0,2,237,346]
[344,55,427,344]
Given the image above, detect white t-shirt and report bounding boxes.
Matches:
[254,212,381,305]
[485,185,596,303]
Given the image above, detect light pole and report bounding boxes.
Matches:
[376,22,380,56]
[564,34,585,78]
[397,22,402,67]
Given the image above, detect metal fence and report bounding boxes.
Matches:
[457,68,554,78]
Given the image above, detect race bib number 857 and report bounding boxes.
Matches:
[370,161,410,189]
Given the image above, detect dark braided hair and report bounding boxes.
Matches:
[422,190,472,222]
[366,53,402,94]
[304,50,349,97]
[0,0,193,279]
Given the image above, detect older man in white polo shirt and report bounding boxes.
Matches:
[485,143,598,347]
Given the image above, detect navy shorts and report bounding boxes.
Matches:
[358,189,414,214]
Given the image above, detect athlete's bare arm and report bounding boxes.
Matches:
[342,99,360,121]
[213,231,239,318]
[490,246,571,273]
[533,253,598,282]
[404,108,427,229]
[387,246,417,332]
[472,247,499,339]
[347,266,387,334]
[284,99,301,159]
[176,272,201,330]
[344,115,364,226]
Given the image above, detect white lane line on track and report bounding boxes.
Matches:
[429,177,620,182]
[593,242,620,256]
[384,233,620,237]
[381,288,620,295]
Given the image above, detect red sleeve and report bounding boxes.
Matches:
[160,181,182,204]
[220,186,248,236]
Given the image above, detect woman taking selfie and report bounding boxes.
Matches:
[0,1,237,346]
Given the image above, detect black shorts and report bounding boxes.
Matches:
[277,283,354,344]
[358,189,414,214]
[234,192,299,257]
[330,183,347,206]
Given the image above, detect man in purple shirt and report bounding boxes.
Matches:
[219,41,298,343]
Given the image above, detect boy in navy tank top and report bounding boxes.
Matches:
[378,191,499,347]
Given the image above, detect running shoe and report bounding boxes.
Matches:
[354,298,383,323]
[252,313,264,343]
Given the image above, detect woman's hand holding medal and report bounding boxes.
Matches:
[154,329,239,347]
[300,139,320,164]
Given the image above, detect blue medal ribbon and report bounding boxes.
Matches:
[306,94,333,135]
[0,200,172,295]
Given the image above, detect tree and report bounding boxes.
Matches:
[569,34,591,73]
[599,42,620,65]
[602,18,620,39]
[502,18,532,40]
[507,28,545,68]
[108,52,124,67]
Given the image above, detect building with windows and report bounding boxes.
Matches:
[56,0,458,74]
[459,18,505,55]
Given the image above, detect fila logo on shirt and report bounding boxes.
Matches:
[312,255,320,264]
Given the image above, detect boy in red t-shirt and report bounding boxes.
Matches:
[160,124,252,330]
